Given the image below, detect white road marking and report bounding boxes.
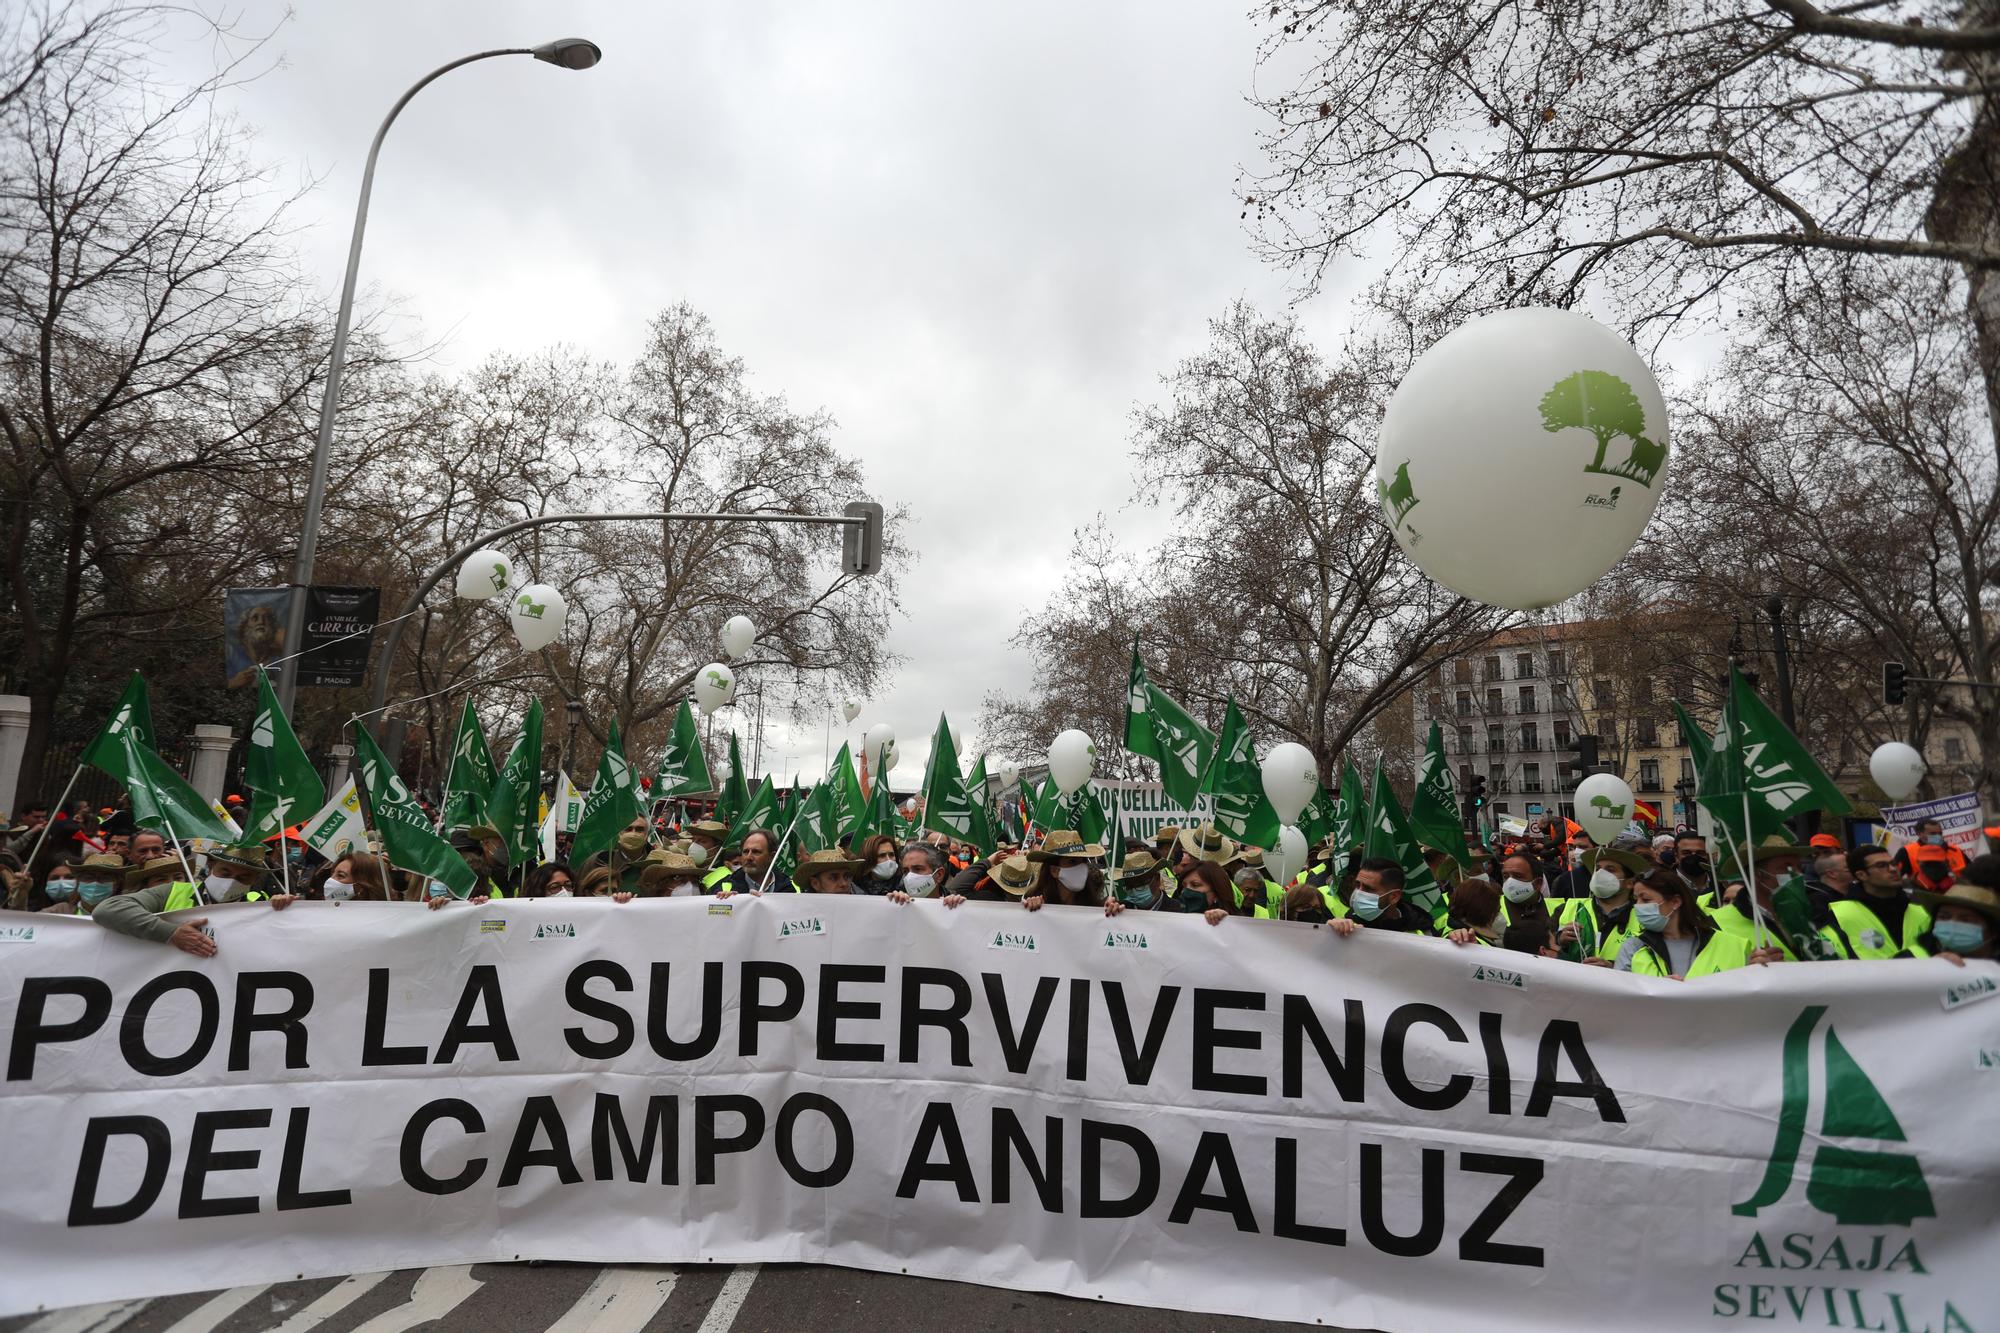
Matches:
[268,1271,391,1331]
[160,1285,270,1333]
[696,1266,761,1333]
[21,1301,149,1333]
[544,1267,679,1333]
[351,1267,483,1333]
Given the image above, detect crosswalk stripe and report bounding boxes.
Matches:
[543,1267,679,1333]
[696,1266,760,1333]
[351,1267,482,1333]
[21,1300,148,1333]
[160,1284,270,1333]
[268,1272,390,1332]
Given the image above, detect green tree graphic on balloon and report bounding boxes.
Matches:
[1538,370,1667,487]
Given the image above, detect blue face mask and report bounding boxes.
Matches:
[1932,919,1987,953]
[1635,902,1670,932]
[44,879,77,901]
[1350,890,1384,921]
[79,881,115,906]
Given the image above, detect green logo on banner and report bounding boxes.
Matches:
[1734,1006,1935,1226]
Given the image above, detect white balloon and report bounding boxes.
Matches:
[693,662,735,717]
[1267,824,1309,889]
[508,584,566,651]
[1259,742,1318,826]
[1869,741,1926,802]
[883,740,899,771]
[1048,729,1096,795]
[842,699,863,723]
[454,548,512,600]
[1378,308,1670,610]
[998,761,1019,790]
[864,723,896,761]
[720,614,756,659]
[1574,772,1638,845]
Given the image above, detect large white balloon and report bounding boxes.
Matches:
[720,615,756,659]
[1259,742,1318,826]
[1574,771,1638,845]
[842,700,863,723]
[454,548,512,600]
[1378,308,1670,610]
[883,739,899,771]
[864,723,896,762]
[1869,741,1926,802]
[1048,729,1096,795]
[509,584,567,651]
[1267,824,1308,889]
[998,761,1019,790]
[693,662,735,717]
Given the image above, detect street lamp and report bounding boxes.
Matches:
[565,699,584,777]
[276,39,602,719]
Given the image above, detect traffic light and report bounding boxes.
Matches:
[1467,772,1488,810]
[1561,733,1601,780]
[842,499,884,576]
[1883,661,1907,708]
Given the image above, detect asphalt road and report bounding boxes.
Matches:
[2,1262,1364,1333]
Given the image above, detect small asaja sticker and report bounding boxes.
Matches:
[0,924,35,944]
[707,901,734,917]
[1976,1046,2000,1072]
[1471,963,1526,989]
[777,916,826,939]
[531,922,576,940]
[1942,973,1998,1010]
[990,930,1039,952]
[479,919,507,934]
[1102,929,1149,951]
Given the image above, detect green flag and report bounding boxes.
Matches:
[830,742,867,834]
[1672,698,1716,777]
[798,781,840,852]
[655,699,713,797]
[82,672,156,779]
[1363,758,1446,926]
[438,699,498,832]
[1122,641,1217,808]
[1027,776,1063,833]
[487,700,544,868]
[243,668,326,842]
[1298,783,1334,847]
[960,754,999,855]
[116,731,236,847]
[354,727,476,897]
[1409,722,1471,863]
[737,774,778,838]
[1700,667,1852,859]
[847,752,900,844]
[717,733,751,829]
[1200,698,1280,848]
[1056,784,1110,847]
[571,720,642,869]
[919,714,982,847]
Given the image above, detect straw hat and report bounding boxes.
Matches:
[1228,846,1266,870]
[1913,880,2000,928]
[1153,825,1181,845]
[1028,830,1105,862]
[79,854,125,878]
[125,856,182,888]
[639,850,700,889]
[793,849,865,892]
[1586,847,1652,876]
[206,843,268,872]
[688,820,729,838]
[1109,848,1163,883]
[988,853,1039,896]
[1176,823,1236,864]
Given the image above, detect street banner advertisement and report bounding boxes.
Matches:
[222,587,290,690]
[1,900,1994,1329]
[296,586,380,688]
[1880,791,1989,857]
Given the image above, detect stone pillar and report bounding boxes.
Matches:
[326,742,355,793]
[188,724,236,804]
[0,696,29,818]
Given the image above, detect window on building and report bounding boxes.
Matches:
[1636,717,1658,746]
[1593,678,1613,705]
[1454,659,1472,685]
[1554,718,1572,747]
[1456,691,1472,717]
[1488,763,1506,793]
[1598,713,1615,737]
[1487,724,1505,752]
[1516,652,1535,678]
[1522,762,1542,792]
[1520,722,1539,751]
[1945,737,1965,762]
[1639,759,1662,791]
[1548,649,1566,676]
[1484,655,1502,682]
[1636,676,1655,704]
[1487,687,1504,713]
[1458,724,1474,752]
[1680,757,1694,784]
[1519,685,1537,713]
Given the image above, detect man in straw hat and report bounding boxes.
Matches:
[967,850,1041,903]
[1916,854,2000,964]
[1107,847,1204,913]
[794,848,866,895]
[1553,842,1650,964]
[1024,829,1116,913]
[1702,833,1851,967]
[686,819,735,891]
[94,856,219,957]
[639,849,703,898]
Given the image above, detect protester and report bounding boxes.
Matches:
[93,861,219,956]
[36,856,83,914]
[1915,855,2000,965]
[1446,878,1503,946]
[1177,860,1241,926]
[1801,847,1852,911]
[1673,830,1715,904]
[1702,837,1843,966]
[1615,870,1725,978]
[896,842,946,899]
[638,851,698,897]
[1022,831,1116,914]
[127,829,165,867]
[523,863,577,899]
[1830,846,1931,958]
[969,851,1040,903]
[1554,846,1645,965]
[1893,818,1968,882]
[856,833,901,895]
[1331,857,1437,936]
[795,849,865,894]
[1108,849,1203,912]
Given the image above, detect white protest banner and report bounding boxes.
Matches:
[1087,778,1213,845]
[1880,791,1989,857]
[1,899,1996,1330]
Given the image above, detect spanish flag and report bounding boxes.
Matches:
[1634,799,1661,828]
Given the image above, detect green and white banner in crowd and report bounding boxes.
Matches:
[0,901,1994,1329]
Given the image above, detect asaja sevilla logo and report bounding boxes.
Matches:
[1734,1006,1934,1226]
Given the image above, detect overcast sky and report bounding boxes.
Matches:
[188,1,1371,786]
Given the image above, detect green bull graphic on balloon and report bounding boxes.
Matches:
[1379,459,1420,529]
[1539,369,1668,487]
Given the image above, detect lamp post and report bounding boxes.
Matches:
[276,38,602,719]
[564,698,584,778]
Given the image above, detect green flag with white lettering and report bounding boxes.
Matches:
[117,731,237,847]
[1363,758,1445,925]
[960,753,998,855]
[1122,641,1217,809]
[244,669,325,842]
[717,733,751,829]
[1200,698,1280,848]
[570,720,642,869]
[1409,721,1471,863]
[830,743,867,835]
[438,698,498,832]
[920,714,986,849]
[1699,667,1851,870]
[487,700,544,868]
[354,727,475,897]
[737,774,778,839]
[655,699,713,797]
[82,672,156,782]
[847,743,900,844]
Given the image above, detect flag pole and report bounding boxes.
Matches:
[758,799,814,892]
[158,815,201,900]
[21,764,84,873]
[1735,790,1770,952]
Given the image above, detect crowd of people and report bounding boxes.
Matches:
[6,791,1995,978]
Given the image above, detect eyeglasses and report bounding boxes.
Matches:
[547,879,573,890]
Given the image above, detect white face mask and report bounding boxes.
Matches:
[902,871,936,897]
[687,843,711,865]
[668,879,698,897]
[1057,863,1090,891]
[1502,876,1538,904]
[873,859,898,881]
[203,873,237,897]
[323,880,356,903]
[1588,868,1623,899]
[545,887,572,899]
